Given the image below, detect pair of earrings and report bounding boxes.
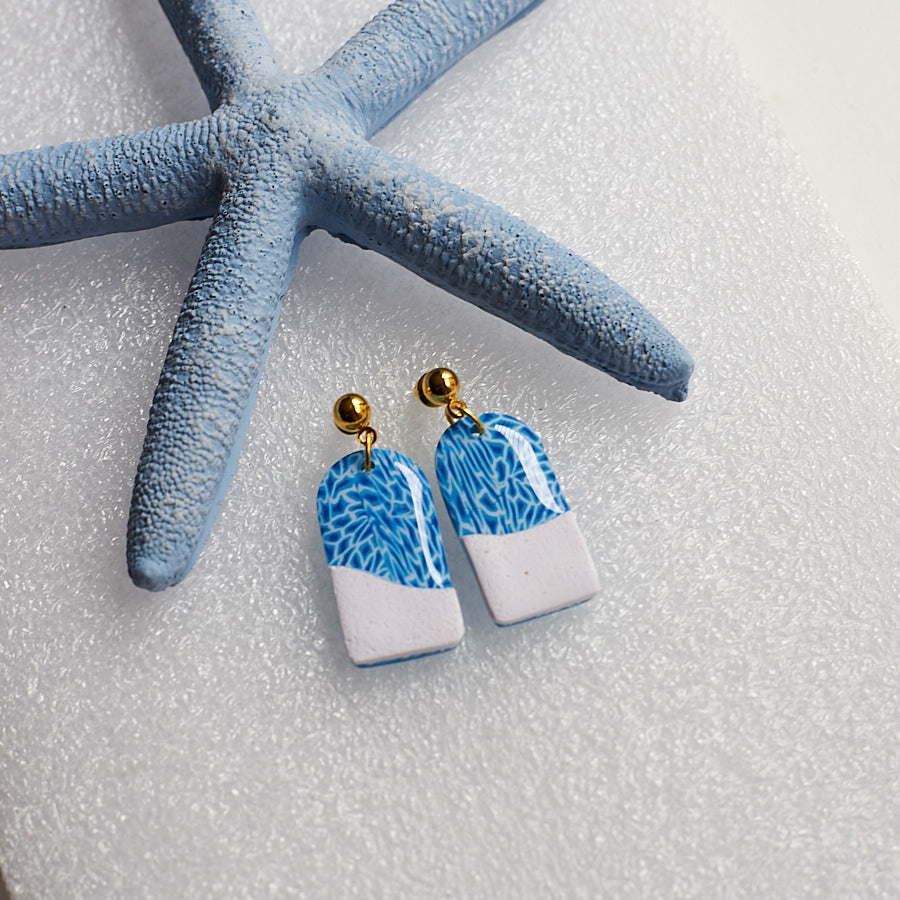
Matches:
[317,368,600,666]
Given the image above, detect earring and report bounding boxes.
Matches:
[317,393,464,666]
[416,368,599,625]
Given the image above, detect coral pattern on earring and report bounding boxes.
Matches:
[435,412,599,625]
[318,395,464,666]
[417,368,598,625]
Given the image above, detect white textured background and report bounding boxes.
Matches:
[1,0,898,897]
[707,0,900,333]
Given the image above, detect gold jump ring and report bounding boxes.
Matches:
[445,398,485,435]
[356,426,377,470]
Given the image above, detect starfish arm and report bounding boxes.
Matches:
[157,0,278,107]
[0,119,222,249]
[316,142,693,400]
[315,0,542,136]
[127,168,304,591]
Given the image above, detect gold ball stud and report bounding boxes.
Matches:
[416,367,460,407]
[333,393,371,434]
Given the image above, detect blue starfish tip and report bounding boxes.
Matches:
[127,553,183,593]
[660,347,694,401]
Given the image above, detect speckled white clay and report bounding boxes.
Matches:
[461,511,599,625]
[328,566,464,666]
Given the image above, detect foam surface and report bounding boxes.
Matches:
[1,0,898,896]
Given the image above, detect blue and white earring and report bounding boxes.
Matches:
[416,369,600,625]
[317,393,464,666]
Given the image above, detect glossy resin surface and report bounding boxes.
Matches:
[317,447,451,590]
[435,412,569,537]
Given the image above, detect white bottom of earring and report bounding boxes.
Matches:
[461,511,600,625]
[328,567,464,666]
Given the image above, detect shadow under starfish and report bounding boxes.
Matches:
[0,0,694,590]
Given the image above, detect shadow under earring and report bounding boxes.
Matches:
[417,369,599,625]
[317,393,464,666]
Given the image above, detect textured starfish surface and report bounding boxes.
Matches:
[0,0,694,591]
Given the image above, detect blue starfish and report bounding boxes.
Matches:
[0,0,694,590]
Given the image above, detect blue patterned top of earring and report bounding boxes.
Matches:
[317,447,453,590]
[434,412,569,538]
